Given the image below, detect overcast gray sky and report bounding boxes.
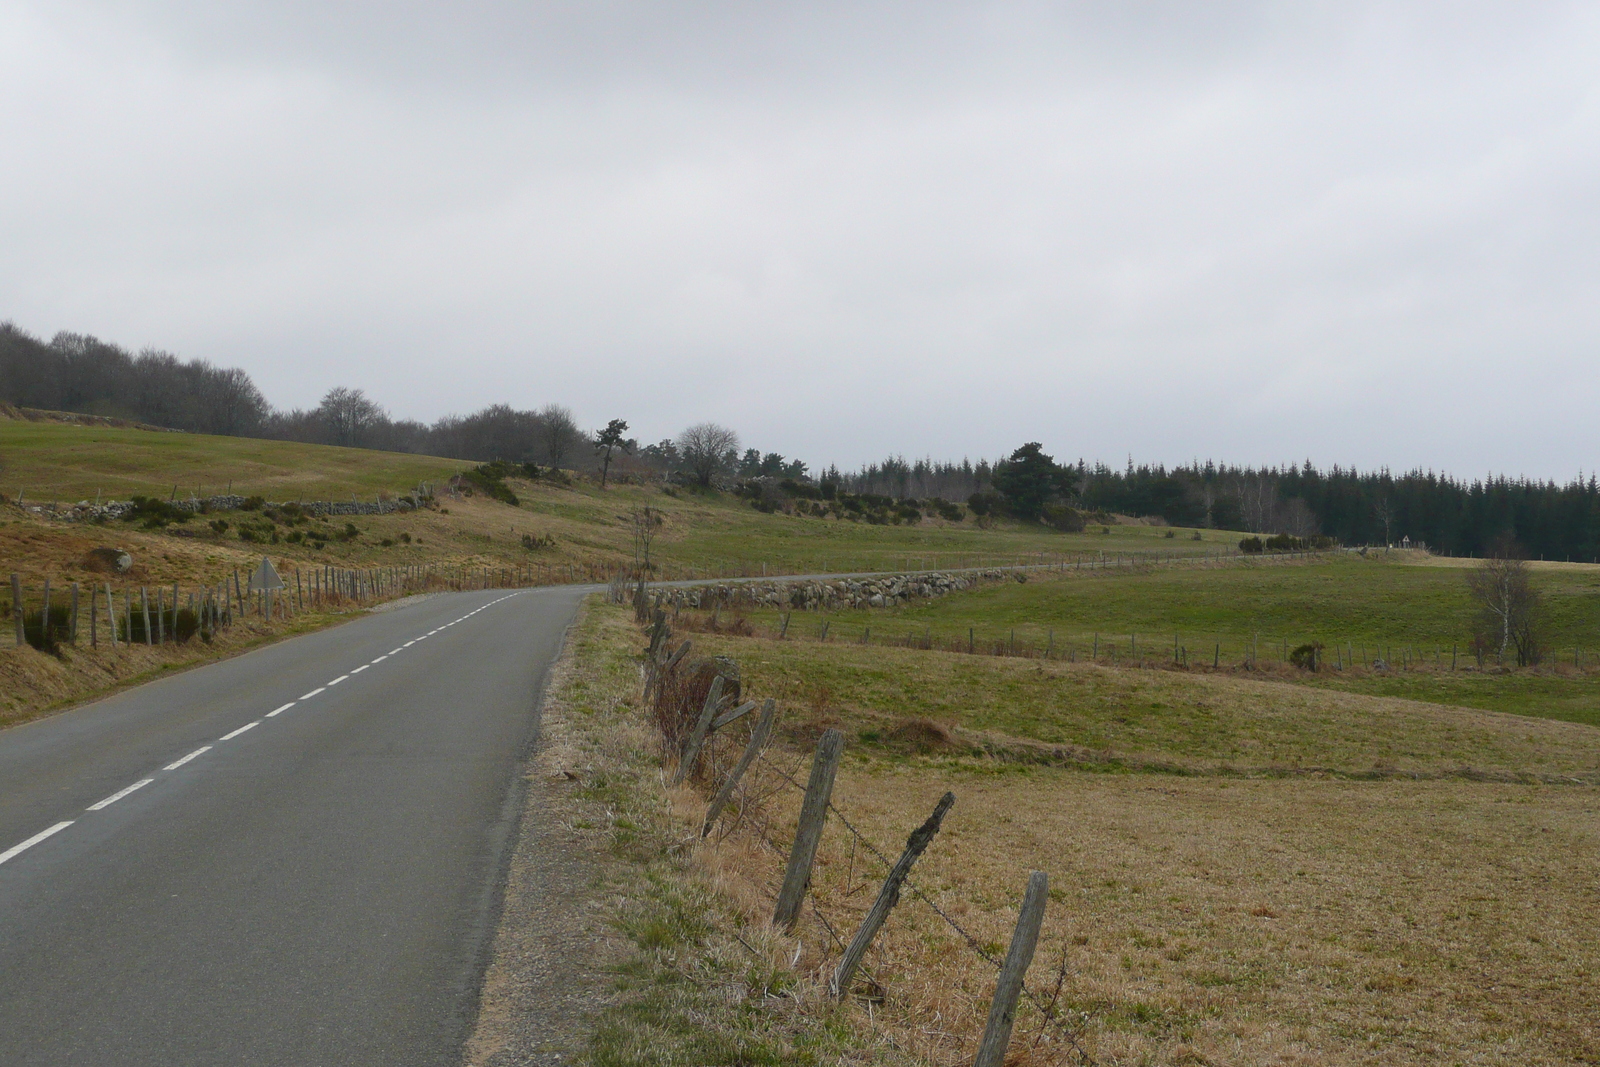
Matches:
[2,2,1596,478]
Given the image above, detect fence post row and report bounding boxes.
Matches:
[671,674,726,787]
[832,790,956,997]
[972,870,1050,1067]
[773,727,845,933]
[701,699,776,838]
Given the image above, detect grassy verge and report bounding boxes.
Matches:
[526,600,922,1066]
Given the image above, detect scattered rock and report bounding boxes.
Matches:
[83,547,133,573]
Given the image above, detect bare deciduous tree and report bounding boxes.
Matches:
[631,505,663,571]
[538,403,582,469]
[676,422,740,487]
[317,386,386,447]
[1466,539,1544,666]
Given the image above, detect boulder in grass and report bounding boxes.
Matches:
[84,547,133,573]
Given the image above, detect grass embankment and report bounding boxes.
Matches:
[726,552,1600,726]
[593,602,1600,1065]
[471,599,917,1066]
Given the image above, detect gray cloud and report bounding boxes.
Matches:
[2,1,1596,477]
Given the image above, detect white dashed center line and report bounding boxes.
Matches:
[0,821,74,866]
[163,746,212,771]
[0,590,528,870]
[86,779,153,811]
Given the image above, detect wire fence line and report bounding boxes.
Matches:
[627,584,1095,1067]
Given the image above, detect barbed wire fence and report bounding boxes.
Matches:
[623,589,1097,1067]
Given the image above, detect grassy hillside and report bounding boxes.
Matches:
[0,419,463,502]
[0,418,1242,581]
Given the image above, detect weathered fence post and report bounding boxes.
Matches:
[702,699,776,837]
[141,587,152,646]
[105,583,116,647]
[671,675,725,787]
[70,583,80,644]
[832,790,955,997]
[11,573,22,648]
[773,727,844,933]
[972,870,1050,1067]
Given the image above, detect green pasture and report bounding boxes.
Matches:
[0,421,463,502]
[725,553,1600,726]
[681,621,1600,779]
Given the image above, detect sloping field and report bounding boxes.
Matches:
[685,631,1600,780]
[608,608,1600,1065]
[0,419,463,502]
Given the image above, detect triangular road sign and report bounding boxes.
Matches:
[248,556,285,592]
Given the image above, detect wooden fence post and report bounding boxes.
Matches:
[972,870,1050,1067]
[702,699,776,837]
[11,573,22,648]
[773,727,844,933]
[141,587,152,646]
[671,675,725,787]
[833,791,955,996]
[105,583,116,647]
[71,583,80,644]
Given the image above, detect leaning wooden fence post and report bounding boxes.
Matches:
[671,675,725,787]
[11,573,23,648]
[972,870,1050,1067]
[833,790,956,997]
[702,699,776,837]
[773,727,845,933]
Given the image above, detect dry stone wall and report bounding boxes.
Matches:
[658,569,1017,612]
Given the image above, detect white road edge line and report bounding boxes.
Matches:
[351,665,369,674]
[219,722,259,741]
[389,648,403,655]
[371,655,388,663]
[87,779,154,811]
[267,702,295,717]
[403,641,415,647]
[327,675,350,686]
[164,746,212,771]
[300,687,326,699]
[0,821,75,866]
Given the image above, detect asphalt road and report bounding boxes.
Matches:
[0,585,587,1066]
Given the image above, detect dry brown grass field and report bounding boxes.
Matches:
[641,613,1600,1065]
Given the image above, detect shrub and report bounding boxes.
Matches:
[23,605,72,652]
[1164,529,1176,539]
[120,606,199,644]
[400,532,412,543]
[1239,536,1264,554]
[461,463,520,506]
[1041,503,1085,533]
[521,532,555,550]
[1289,642,1324,671]
[241,496,265,511]
[209,519,230,535]
[967,491,1004,517]
[121,495,190,530]
[379,537,394,547]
